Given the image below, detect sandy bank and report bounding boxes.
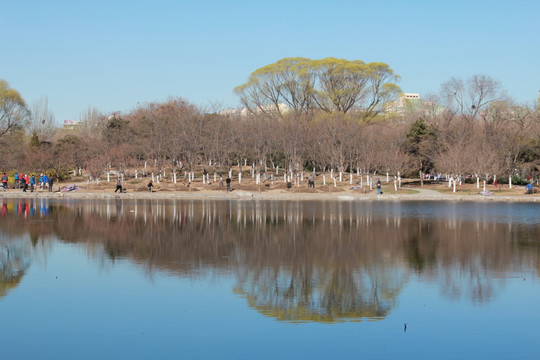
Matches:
[1,188,539,202]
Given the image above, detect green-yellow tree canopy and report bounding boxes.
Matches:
[0,79,30,137]
[235,58,401,120]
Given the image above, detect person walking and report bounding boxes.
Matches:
[115,178,123,193]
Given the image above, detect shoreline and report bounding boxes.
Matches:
[1,188,539,202]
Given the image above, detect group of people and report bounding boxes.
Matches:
[1,172,54,192]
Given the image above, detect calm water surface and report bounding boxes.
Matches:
[1,198,540,359]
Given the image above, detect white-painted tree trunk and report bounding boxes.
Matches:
[135,170,138,179]
[107,172,110,182]
[238,172,242,184]
[174,173,177,184]
[339,172,343,182]
[477,176,480,189]
[509,176,512,189]
[276,166,279,175]
[256,173,260,185]
[333,177,337,187]
[229,169,232,178]
[394,179,397,192]
[386,172,389,182]
[323,175,326,185]
[350,173,353,184]
[214,172,217,183]
[453,180,456,193]
[301,172,304,182]
[483,180,486,192]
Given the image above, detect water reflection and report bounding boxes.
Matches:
[1,198,539,322]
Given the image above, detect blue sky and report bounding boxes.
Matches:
[1,0,539,124]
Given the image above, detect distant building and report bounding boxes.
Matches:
[108,111,122,120]
[385,93,444,117]
[63,120,82,129]
[385,93,422,114]
[220,103,289,117]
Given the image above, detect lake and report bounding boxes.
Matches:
[1,198,539,359]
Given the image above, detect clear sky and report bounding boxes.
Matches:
[1,0,539,124]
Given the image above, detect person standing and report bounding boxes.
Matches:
[48,176,54,192]
[14,172,19,188]
[30,174,36,192]
[226,177,231,192]
[307,174,315,188]
[115,178,123,193]
[43,174,49,190]
[22,174,29,192]
[1,173,8,190]
[376,179,382,195]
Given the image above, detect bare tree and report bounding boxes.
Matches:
[28,96,56,140]
[441,75,503,123]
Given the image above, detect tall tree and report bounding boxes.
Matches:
[441,75,502,123]
[235,58,401,120]
[0,80,30,138]
[404,118,437,174]
[28,95,56,140]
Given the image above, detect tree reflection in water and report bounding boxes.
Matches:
[0,198,539,321]
[0,240,31,298]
